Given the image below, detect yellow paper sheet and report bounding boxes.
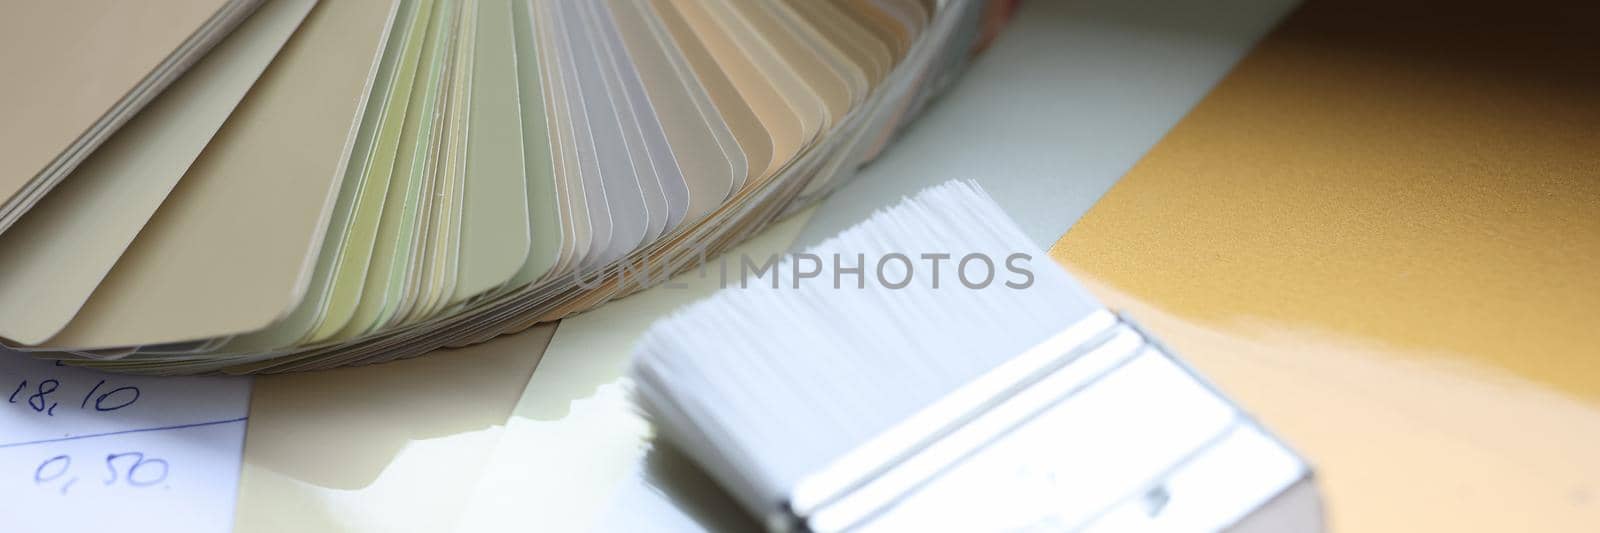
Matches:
[1054,0,1600,529]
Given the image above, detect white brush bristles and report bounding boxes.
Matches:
[629,180,1104,517]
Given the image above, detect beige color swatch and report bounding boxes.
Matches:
[1055,0,1600,529]
[651,0,773,186]
[606,0,738,224]
[46,0,404,349]
[870,0,932,46]
[727,1,852,125]
[0,0,242,209]
[770,1,869,108]
[215,0,428,355]
[0,0,316,345]
[698,0,824,160]
[838,0,915,60]
[784,0,891,87]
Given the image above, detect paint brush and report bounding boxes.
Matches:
[631,181,1322,532]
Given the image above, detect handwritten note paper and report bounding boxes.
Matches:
[0,351,250,531]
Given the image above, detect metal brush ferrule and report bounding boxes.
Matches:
[775,310,1324,533]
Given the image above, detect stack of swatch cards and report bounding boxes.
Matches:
[0,0,1001,374]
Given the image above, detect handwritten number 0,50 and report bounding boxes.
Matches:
[32,452,169,494]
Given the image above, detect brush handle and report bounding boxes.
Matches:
[794,322,1322,533]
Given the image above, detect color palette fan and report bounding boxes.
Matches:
[0,0,1002,374]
